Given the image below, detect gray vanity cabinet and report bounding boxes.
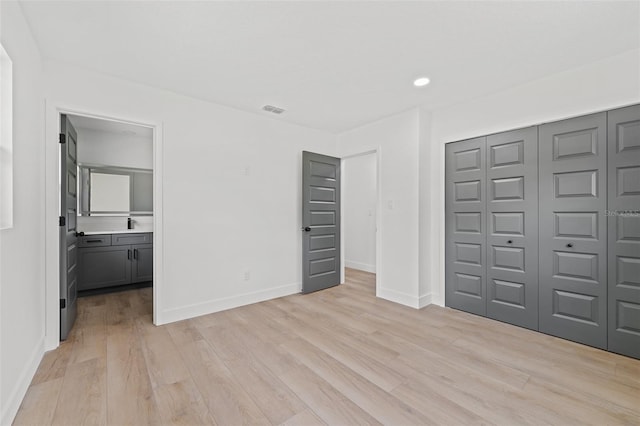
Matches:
[78,233,153,291]
[132,244,153,283]
[78,245,132,290]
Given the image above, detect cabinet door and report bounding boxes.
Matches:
[78,245,132,290]
[445,137,487,316]
[539,112,607,349]
[486,127,539,330]
[607,105,640,359]
[132,244,153,283]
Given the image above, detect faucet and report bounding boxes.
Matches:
[127,217,133,230]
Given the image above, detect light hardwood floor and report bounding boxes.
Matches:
[14,269,640,425]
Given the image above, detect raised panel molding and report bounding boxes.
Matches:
[492,246,525,271]
[454,273,482,298]
[454,148,481,171]
[455,243,482,265]
[554,212,598,239]
[492,177,524,201]
[310,161,336,179]
[309,234,336,252]
[553,128,598,160]
[491,212,524,235]
[617,256,640,288]
[617,120,640,153]
[490,279,525,308]
[617,215,640,242]
[616,301,640,335]
[490,140,524,168]
[454,180,481,202]
[455,212,482,233]
[617,166,640,196]
[310,211,335,226]
[554,170,598,198]
[309,257,336,277]
[553,251,598,282]
[553,290,598,325]
[309,186,336,203]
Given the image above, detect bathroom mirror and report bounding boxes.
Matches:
[78,165,153,216]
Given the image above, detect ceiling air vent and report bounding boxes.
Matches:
[262,105,285,114]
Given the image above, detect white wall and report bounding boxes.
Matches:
[76,127,153,170]
[337,110,422,307]
[426,49,640,305]
[343,153,376,273]
[43,61,337,342]
[0,2,46,424]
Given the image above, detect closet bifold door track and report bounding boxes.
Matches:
[445,137,487,316]
[607,104,640,359]
[486,127,539,330]
[538,112,608,350]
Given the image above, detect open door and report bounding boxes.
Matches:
[60,114,78,340]
[302,151,341,293]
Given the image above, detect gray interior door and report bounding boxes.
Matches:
[486,127,539,330]
[539,112,607,349]
[445,137,487,316]
[60,114,78,340]
[607,104,640,358]
[302,151,341,294]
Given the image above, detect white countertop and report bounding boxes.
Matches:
[81,230,153,235]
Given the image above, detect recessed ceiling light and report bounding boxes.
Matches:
[413,77,430,87]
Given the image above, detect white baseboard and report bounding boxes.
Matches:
[432,294,445,307]
[418,293,433,308]
[377,287,421,309]
[1,336,45,426]
[344,260,376,273]
[157,282,301,325]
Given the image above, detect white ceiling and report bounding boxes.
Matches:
[20,1,640,133]
[68,114,153,139]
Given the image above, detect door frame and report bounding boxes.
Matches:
[44,101,164,350]
[340,149,381,296]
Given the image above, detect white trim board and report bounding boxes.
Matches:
[159,282,301,324]
[0,336,44,426]
[44,101,163,350]
[344,260,376,274]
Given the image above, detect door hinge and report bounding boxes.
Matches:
[59,133,66,144]
[60,299,66,309]
[59,216,66,227]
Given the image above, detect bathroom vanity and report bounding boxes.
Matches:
[77,231,153,291]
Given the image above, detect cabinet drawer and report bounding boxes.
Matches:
[111,232,152,246]
[78,234,112,247]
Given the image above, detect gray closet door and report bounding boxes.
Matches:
[302,151,341,294]
[607,105,640,358]
[445,137,487,316]
[486,127,539,330]
[539,112,607,349]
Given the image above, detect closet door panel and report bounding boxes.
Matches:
[446,137,487,316]
[539,112,607,349]
[486,127,539,330]
[608,104,640,359]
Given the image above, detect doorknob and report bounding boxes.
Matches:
[303,227,311,232]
